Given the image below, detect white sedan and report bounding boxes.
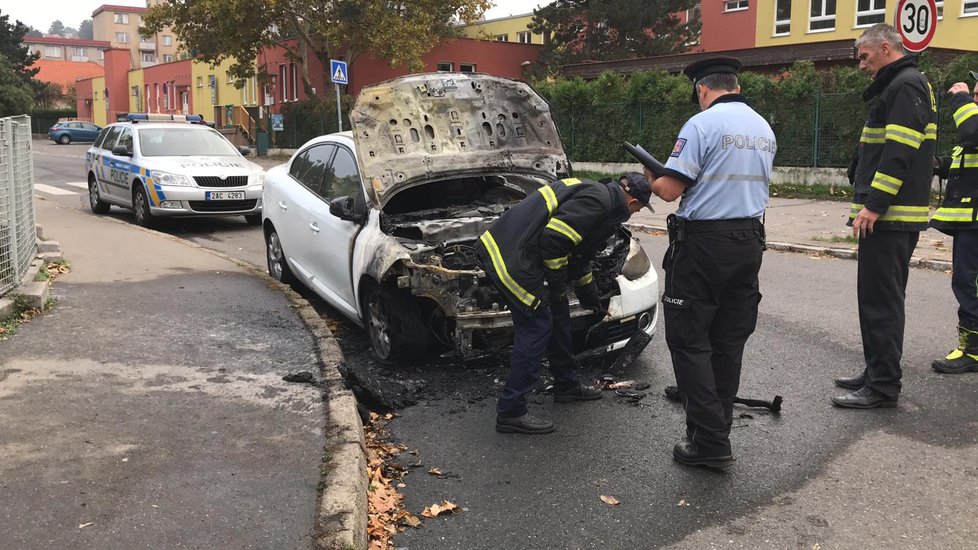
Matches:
[261,73,658,362]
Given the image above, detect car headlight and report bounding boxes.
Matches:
[152,170,193,187]
[622,238,651,281]
[249,172,265,186]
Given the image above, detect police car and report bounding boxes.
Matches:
[85,113,264,227]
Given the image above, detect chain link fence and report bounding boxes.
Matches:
[0,116,38,296]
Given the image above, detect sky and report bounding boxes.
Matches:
[3,0,548,34]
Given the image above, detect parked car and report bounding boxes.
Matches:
[49,121,102,144]
[262,73,659,362]
[85,114,264,227]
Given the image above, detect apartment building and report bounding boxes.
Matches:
[24,36,110,65]
[460,13,546,45]
[91,1,180,70]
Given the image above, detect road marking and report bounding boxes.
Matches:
[65,181,89,189]
[34,183,75,196]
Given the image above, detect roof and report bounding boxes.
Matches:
[92,4,151,17]
[31,60,105,87]
[25,36,111,48]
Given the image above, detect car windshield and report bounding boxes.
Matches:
[137,127,240,157]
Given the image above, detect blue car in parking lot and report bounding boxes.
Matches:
[49,121,102,145]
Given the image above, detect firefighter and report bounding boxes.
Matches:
[832,24,937,408]
[644,56,775,469]
[475,173,653,434]
[931,74,978,374]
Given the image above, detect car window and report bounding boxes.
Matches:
[100,126,123,150]
[289,144,334,197]
[83,123,98,131]
[137,127,240,157]
[117,128,134,154]
[66,122,81,129]
[93,128,111,148]
[324,147,361,201]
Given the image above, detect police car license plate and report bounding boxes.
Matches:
[206,191,245,201]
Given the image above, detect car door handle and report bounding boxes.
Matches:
[278,201,287,211]
[309,222,320,233]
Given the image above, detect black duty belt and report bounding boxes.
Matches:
[680,218,761,233]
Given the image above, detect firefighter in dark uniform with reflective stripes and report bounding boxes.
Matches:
[931,74,978,374]
[644,56,775,469]
[832,24,937,408]
[475,174,653,434]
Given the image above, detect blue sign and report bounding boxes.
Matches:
[270,113,284,132]
[330,59,348,85]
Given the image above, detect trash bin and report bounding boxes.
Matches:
[256,132,269,156]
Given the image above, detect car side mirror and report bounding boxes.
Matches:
[238,146,251,156]
[111,145,132,157]
[329,195,365,223]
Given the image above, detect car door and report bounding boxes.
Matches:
[102,127,135,205]
[275,143,334,287]
[81,122,100,141]
[305,145,363,317]
[94,126,124,200]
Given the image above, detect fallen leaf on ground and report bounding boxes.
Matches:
[421,500,460,518]
[428,467,443,476]
[600,495,620,506]
[79,522,94,528]
[677,499,689,507]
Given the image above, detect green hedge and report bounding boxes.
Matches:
[270,97,353,149]
[29,108,77,134]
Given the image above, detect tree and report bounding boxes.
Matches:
[79,19,93,40]
[0,10,39,84]
[141,0,492,98]
[530,0,700,74]
[0,55,34,116]
[48,19,66,36]
[26,26,42,37]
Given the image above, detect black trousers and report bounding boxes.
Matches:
[856,230,919,398]
[496,295,581,418]
[951,230,978,328]
[662,229,763,456]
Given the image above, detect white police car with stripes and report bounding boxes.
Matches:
[85,114,264,227]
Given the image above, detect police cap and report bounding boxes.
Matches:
[619,172,654,212]
[683,56,742,104]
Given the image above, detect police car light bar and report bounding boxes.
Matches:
[125,113,204,124]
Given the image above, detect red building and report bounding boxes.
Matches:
[698,2,757,52]
[141,59,194,114]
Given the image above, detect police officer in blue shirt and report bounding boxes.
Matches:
[646,57,776,469]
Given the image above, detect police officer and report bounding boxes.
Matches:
[475,173,653,434]
[645,57,775,469]
[832,24,936,407]
[931,74,978,374]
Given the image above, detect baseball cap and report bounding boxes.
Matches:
[619,172,654,212]
[683,56,743,104]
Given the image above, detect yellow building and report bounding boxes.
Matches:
[756,0,976,49]
[92,1,181,69]
[190,58,260,127]
[90,76,107,126]
[128,70,145,113]
[460,13,547,45]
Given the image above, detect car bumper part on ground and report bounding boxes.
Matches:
[146,185,263,217]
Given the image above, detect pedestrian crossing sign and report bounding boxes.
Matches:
[330,60,348,85]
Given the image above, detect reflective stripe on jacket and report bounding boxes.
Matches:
[475,178,629,313]
[850,55,937,232]
[932,91,978,235]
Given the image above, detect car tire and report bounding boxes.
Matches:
[362,281,428,363]
[58,134,71,145]
[132,186,156,228]
[265,226,295,285]
[88,176,110,214]
[244,213,262,225]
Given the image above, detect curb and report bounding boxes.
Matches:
[624,223,953,273]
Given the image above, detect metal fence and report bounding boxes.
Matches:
[0,116,38,296]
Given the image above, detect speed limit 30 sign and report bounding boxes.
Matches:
[896,0,937,52]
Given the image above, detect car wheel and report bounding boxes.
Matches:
[88,176,110,214]
[362,281,427,362]
[58,134,71,145]
[244,213,262,225]
[265,226,295,284]
[132,186,156,228]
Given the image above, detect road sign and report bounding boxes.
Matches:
[330,60,348,85]
[895,0,937,52]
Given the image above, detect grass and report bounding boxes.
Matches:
[811,235,859,244]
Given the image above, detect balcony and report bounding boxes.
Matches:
[139,40,156,51]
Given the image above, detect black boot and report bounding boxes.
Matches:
[932,326,978,374]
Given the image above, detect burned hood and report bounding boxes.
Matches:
[351,73,569,206]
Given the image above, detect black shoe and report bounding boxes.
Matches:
[834,372,865,390]
[672,440,734,470]
[831,386,898,409]
[495,413,555,434]
[932,349,978,374]
[553,383,603,403]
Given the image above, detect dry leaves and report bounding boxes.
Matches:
[78,522,93,529]
[677,499,689,507]
[421,500,460,518]
[600,495,620,506]
[365,413,411,549]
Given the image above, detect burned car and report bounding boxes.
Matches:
[261,73,658,361]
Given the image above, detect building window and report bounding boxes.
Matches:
[856,0,886,26]
[98,50,104,60]
[163,54,173,63]
[114,13,129,24]
[724,0,749,11]
[495,34,509,41]
[74,47,86,56]
[965,0,978,14]
[44,46,62,58]
[809,0,836,31]
[936,0,944,18]
[290,63,298,101]
[279,65,287,103]
[518,31,532,43]
[196,76,203,88]
[436,62,453,72]
[163,35,172,46]
[775,0,792,34]
[142,52,155,62]
[460,63,476,73]
[115,32,130,43]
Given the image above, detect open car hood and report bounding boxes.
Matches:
[351,73,570,207]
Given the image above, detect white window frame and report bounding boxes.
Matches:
[460,63,476,73]
[141,52,155,62]
[855,0,886,27]
[115,32,130,43]
[163,35,172,46]
[196,76,204,88]
[436,62,453,72]
[965,0,978,15]
[290,63,298,101]
[74,47,86,56]
[114,13,129,24]
[775,0,792,35]
[518,31,532,43]
[98,50,104,60]
[936,0,944,19]
[163,54,173,63]
[809,0,836,32]
[44,45,63,58]
[495,34,509,41]
[724,0,749,12]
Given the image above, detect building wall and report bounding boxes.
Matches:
[25,38,109,65]
[128,69,145,112]
[90,76,107,126]
[92,5,180,69]
[141,59,193,115]
[257,41,328,107]
[190,58,257,125]
[460,14,544,44]
[700,1,758,51]
[77,78,96,122]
